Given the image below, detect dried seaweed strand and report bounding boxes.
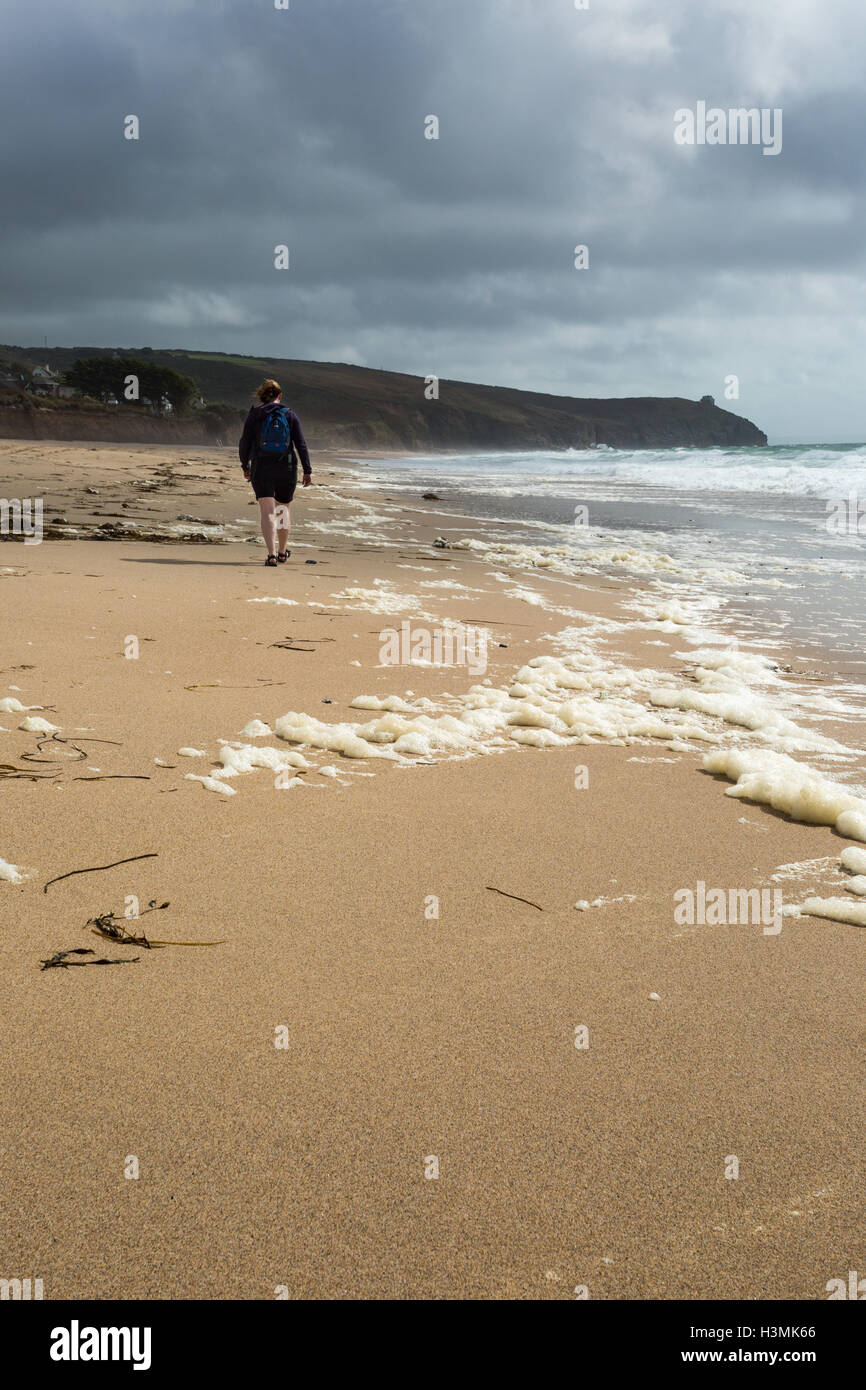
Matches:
[485,886,545,912]
[21,732,124,766]
[40,948,139,971]
[0,763,59,781]
[146,937,226,946]
[74,775,151,782]
[43,853,158,894]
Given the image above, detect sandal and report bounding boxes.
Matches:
[265,554,278,567]
[277,549,291,563]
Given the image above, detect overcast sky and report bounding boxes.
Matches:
[1,0,864,441]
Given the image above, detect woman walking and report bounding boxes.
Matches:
[239,379,312,566]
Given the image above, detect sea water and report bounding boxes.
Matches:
[348,443,866,659]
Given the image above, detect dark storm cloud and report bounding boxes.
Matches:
[1,0,864,437]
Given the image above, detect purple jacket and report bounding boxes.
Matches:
[239,401,312,474]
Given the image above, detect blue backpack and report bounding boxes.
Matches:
[258,406,291,457]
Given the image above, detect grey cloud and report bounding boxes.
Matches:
[1,0,864,439]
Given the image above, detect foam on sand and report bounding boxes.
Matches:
[801,897,866,927]
[247,597,300,605]
[574,894,637,911]
[321,583,439,622]
[649,679,843,754]
[188,625,862,798]
[837,810,866,840]
[772,850,839,884]
[770,856,838,883]
[840,846,866,875]
[267,654,718,765]
[214,742,309,775]
[702,748,866,841]
[418,579,485,593]
[656,600,690,625]
[449,534,750,586]
[179,564,866,834]
[240,719,272,737]
[19,716,59,733]
[0,856,32,884]
[275,711,397,759]
[184,773,237,796]
[349,695,416,713]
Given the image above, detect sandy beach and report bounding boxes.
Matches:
[1,439,864,1300]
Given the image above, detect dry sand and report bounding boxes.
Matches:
[0,439,863,1300]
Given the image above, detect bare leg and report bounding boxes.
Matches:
[275,502,290,555]
[258,497,277,555]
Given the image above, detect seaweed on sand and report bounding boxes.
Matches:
[21,732,123,766]
[87,901,225,949]
[485,886,545,911]
[43,853,159,894]
[40,948,139,971]
[73,775,151,782]
[0,762,59,782]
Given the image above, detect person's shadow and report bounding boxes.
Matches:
[119,556,264,566]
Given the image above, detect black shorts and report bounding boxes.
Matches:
[251,456,298,503]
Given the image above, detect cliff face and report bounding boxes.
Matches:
[0,348,768,451]
[0,400,222,446]
[309,392,767,451]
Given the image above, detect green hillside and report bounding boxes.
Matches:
[0,344,768,450]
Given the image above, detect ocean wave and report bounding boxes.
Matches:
[356,444,866,500]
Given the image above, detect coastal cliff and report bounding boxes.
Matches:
[0,346,768,450]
